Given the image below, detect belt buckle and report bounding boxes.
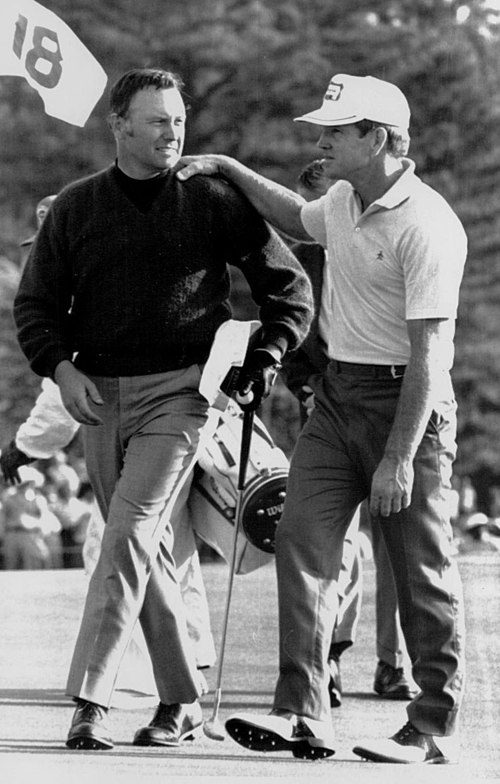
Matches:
[390,364,403,379]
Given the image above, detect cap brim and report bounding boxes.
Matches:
[293,109,361,126]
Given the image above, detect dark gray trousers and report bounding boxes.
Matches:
[274,362,465,736]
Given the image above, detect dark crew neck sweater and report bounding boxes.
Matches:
[113,164,169,213]
[15,163,313,377]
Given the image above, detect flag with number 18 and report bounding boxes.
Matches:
[0,0,107,127]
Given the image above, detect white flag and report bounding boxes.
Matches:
[0,0,107,126]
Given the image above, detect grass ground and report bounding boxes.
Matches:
[0,550,498,783]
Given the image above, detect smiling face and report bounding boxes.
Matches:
[316,123,376,184]
[113,86,186,179]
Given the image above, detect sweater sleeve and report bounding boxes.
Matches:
[280,347,318,399]
[213,180,314,353]
[14,198,74,377]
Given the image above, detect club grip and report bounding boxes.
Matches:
[235,388,254,405]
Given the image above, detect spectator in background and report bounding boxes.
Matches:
[44,467,91,569]
[19,194,57,266]
[0,465,61,569]
[488,484,500,527]
[458,475,477,518]
[282,160,415,707]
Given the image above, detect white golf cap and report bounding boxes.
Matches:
[294,74,410,130]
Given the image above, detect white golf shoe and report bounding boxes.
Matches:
[225,709,335,760]
[353,721,459,764]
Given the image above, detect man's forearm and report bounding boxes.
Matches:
[369,361,435,517]
[222,157,307,239]
[179,154,310,241]
[383,363,434,463]
[384,320,450,462]
[369,318,452,517]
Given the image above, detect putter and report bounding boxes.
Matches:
[203,405,255,742]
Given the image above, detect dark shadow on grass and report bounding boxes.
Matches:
[344,691,413,702]
[0,689,71,707]
[0,742,303,763]
[201,690,274,711]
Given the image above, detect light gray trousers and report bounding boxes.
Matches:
[66,366,209,708]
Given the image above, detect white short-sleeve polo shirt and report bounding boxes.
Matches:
[301,159,467,368]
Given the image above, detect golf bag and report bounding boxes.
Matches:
[189,400,289,574]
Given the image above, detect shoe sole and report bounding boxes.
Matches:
[133,722,203,747]
[352,746,451,764]
[226,717,335,760]
[66,734,113,751]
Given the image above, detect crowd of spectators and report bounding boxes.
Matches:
[1,432,499,571]
[0,442,93,570]
[450,475,500,554]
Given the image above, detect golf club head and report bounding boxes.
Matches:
[203,717,226,741]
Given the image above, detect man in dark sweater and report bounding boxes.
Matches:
[14,68,313,751]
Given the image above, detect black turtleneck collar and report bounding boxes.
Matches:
[113,162,172,212]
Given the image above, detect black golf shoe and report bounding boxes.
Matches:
[66,700,113,750]
[133,701,203,746]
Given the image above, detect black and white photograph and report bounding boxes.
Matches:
[0,2,499,782]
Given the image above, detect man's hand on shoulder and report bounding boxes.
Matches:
[177,154,309,241]
[54,361,104,426]
[175,154,231,182]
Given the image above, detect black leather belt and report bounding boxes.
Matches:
[331,360,406,379]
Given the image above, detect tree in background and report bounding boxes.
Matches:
[1,0,499,504]
[0,258,40,432]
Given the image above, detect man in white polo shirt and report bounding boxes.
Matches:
[177,73,467,764]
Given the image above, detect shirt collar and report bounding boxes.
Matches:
[369,158,417,210]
